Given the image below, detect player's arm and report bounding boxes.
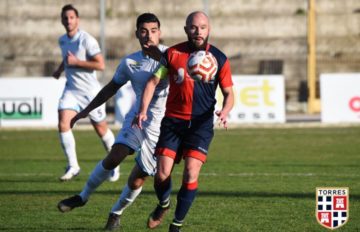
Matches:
[135,76,160,129]
[215,86,234,129]
[66,51,105,71]
[143,45,164,62]
[71,80,122,128]
[135,65,168,129]
[52,60,64,79]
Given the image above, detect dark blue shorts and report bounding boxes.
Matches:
[155,116,214,163]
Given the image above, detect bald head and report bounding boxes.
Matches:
[184,11,210,50]
[186,11,209,27]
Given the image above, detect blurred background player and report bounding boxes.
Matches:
[137,11,234,232]
[52,4,117,181]
[57,13,168,231]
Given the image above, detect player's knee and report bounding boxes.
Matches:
[183,168,200,183]
[92,121,108,135]
[58,120,70,132]
[128,178,144,189]
[155,170,170,182]
[102,152,122,169]
[102,144,131,168]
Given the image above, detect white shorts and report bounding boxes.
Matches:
[115,115,162,176]
[58,88,106,123]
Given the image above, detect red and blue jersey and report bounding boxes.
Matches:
[163,41,233,120]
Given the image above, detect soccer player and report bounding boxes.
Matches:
[57,13,168,230]
[136,11,234,232]
[52,4,117,181]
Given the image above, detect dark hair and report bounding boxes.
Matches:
[136,13,160,29]
[61,4,79,18]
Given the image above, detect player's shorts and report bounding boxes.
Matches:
[155,116,214,163]
[115,114,162,176]
[58,88,106,123]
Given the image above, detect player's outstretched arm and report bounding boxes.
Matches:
[135,75,160,129]
[70,80,122,128]
[52,61,64,79]
[215,86,234,129]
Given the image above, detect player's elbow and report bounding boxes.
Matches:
[97,63,105,71]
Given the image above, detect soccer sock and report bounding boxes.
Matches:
[154,177,172,206]
[101,128,115,153]
[59,130,79,169]
[111,184,142,215]
[79,161,111,201]
[173,181,198,223]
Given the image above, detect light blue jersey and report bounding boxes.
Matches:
[59,29,102,94]
[112,44,168,126]
[58,29,106,121]
[112,44,168,176]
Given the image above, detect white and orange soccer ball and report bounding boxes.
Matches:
[186,51,218,83]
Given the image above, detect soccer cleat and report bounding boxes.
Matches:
[104,212,121,231]
[169,223,182,232]
[57,195,87,213]
[108,166,120,182]
[59,166,80,181]
[147,202,170,229]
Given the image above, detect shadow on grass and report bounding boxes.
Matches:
[1,189,360,200]
[0,227,102,231]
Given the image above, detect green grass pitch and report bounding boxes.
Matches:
[0,126,359,231]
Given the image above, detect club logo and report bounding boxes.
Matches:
[316,187,349,230]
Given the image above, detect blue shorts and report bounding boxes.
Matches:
[155,116,214,163]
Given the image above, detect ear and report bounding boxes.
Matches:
[183,26,187,34]
[135,30,139,39]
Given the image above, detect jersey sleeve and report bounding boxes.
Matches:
[153,64,168,80]
[58,36,66,59]
[112,59,129,85]
[85,34,101,57]
[153,48,169,80]
[218,59,233,88]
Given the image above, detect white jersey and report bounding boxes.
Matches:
[113,44,168,176]
[59,29,102,94]
[112,44,168,126]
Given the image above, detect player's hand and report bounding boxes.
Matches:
[132,113,147,129]
[67,51,78,66]
[143,45,162,61]
[70,111,88,128]
[52,69,61,79]
[215,110,228,130]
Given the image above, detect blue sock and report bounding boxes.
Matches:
[154,176,172,206]
[174,181,198,223]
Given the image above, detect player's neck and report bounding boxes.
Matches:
[67,28,79,38]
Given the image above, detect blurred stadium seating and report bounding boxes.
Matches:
[0,0,359,113]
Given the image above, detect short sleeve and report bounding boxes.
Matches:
[85,34,101,57]
[112,59,129,85]
[153,65,168,80]
[218,59,233,88]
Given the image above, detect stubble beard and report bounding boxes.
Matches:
[188,35,209,51]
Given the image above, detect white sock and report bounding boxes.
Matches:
[111,184,142,215]
[59,130,79,169]
[79,161,111,201]
[101,129,115,153]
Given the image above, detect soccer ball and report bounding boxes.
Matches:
[186,51,218,83]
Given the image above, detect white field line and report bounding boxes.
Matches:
[0,172,358,177]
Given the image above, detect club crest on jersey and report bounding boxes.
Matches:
[173,68,185,84]
[316,187,349,230]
